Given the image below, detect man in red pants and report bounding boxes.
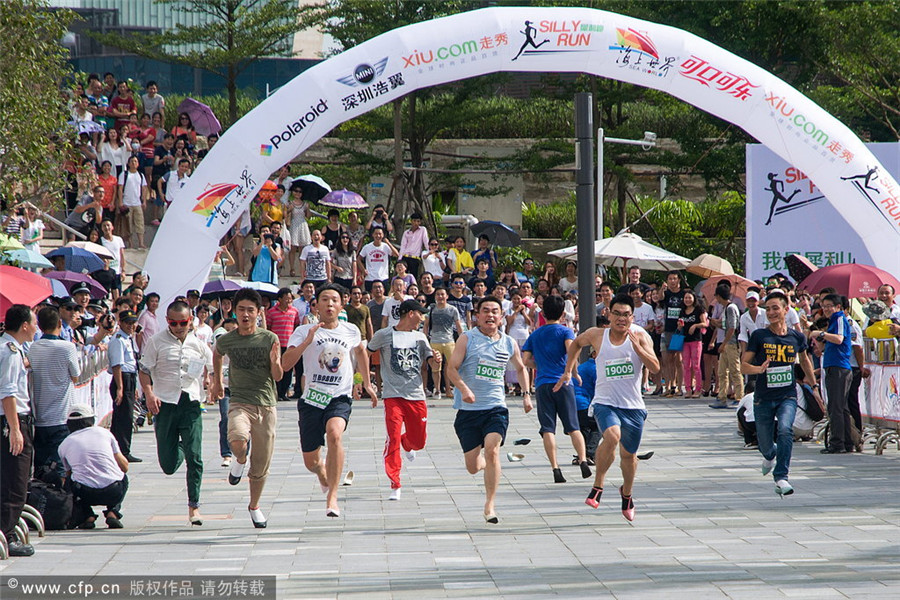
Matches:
[367,300,441,500]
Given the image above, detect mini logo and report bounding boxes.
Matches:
[259,144,272,156]
[337,58,388,87]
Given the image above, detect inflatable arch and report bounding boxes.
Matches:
[145,6,900,303]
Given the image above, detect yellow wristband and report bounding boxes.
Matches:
[353,373,363,385]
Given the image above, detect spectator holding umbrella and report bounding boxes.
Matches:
[171,112,197,146]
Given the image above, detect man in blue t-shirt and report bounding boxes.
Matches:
[817,293,854,454]
[523,295,591,483]
[742,291,817,496]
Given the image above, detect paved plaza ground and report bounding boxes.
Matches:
[3,395,900,599]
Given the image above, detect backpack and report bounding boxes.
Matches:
[26,479,74,530]
[798,383,825,422]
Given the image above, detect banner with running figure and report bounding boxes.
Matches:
[145,6,900,310]
[746,143,900,281]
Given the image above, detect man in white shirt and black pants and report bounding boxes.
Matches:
[139,300,213,525]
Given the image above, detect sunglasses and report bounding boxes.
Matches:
[167,319,190,326]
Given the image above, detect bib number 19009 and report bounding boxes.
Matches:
[605,358,635,381]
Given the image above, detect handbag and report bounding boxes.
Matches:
[668,332,685,352]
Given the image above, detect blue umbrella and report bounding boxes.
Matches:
[0,249,54,270]
[49,278,68,297]
[45,247,104,274]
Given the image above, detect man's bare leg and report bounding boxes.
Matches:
[482,433,502,518]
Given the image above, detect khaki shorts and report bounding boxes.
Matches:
[431,342,455,368]
[227,402,277,481]
[125,205,144,237]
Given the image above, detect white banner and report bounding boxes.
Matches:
[747,143,900,280]
[144,6,900,308]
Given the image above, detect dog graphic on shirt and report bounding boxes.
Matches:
[318,343,344,373]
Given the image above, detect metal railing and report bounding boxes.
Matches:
[76,347,110,385]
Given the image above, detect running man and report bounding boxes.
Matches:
[522,295,591,483]
[281,284,377,518]
[447,296,532,524]
[139,300,213,525]
[368,299,441,500]
[559,294,659,522]
[741,291,816,496]
[512,20,549,60]
[209,288,283,528]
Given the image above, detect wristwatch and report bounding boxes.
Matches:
[817,331,826,342]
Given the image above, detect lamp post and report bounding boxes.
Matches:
[596,130,657,240]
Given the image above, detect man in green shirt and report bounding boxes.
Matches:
[210,288,283,528]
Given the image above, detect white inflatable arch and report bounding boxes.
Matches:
[145,6,900,302]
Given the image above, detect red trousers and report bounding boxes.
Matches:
[383,397,428,489]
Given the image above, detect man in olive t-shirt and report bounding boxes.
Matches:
[210,289,283,528]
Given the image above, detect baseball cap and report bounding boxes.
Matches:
[71,282,92,295]
[398,299,426,315]
[67,404,95,420]
[118,309,139,323]
[745,291,760,301]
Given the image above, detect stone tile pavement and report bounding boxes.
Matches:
[3,395,900,599]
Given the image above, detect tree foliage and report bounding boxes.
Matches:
[90,0,302,123]
[0,0,77,207]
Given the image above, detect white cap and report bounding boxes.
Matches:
[746,291,760,301]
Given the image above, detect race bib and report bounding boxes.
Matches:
[766,365,793,388]
[605,358,635,380]
[475,359,504,382]
[667,307,681,320]
[303,385,333,409]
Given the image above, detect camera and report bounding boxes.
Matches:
[102,314,116,330]
[264,233,275,241]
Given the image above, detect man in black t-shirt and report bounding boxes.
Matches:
[661,271,686,396]
[741,291,816,497]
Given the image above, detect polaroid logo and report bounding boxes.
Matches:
[259,144,272,156]
[268,99,329,150]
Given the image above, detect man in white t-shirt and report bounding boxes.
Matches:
[158,158,191,207]
[281,284,377,518]
[381,278,413,329]
[628,284,655,331]
[117,155,148,249]
[100,219,127,289]
[358,227,398,293]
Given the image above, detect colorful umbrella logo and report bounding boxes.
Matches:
[193,183,240,226]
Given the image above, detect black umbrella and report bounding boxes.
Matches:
[290,175,331,203]
[470,220,521,247]
[784,253,817,284]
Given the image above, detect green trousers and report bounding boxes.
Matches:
[154,392,203,507]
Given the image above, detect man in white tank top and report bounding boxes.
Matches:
[558,294,660,521]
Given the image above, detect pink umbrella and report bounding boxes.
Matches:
[797,263,900,297]
[177,98,221,137]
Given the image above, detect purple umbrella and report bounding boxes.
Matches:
[177,98,222,137]
[201,279,242,300]
[319,189,369,209]
[45,271,107,299]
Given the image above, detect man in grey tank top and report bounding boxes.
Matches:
[559,294,659,522]
[447,297,532,524]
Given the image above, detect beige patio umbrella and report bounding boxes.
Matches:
[687,253,734,278]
